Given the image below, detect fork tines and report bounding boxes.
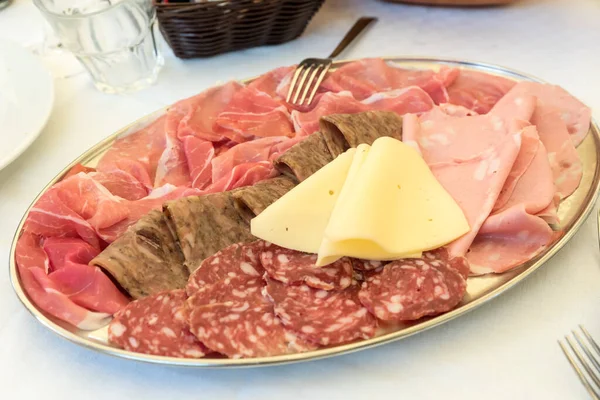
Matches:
[559,325,600,399]
[286,58,332,107]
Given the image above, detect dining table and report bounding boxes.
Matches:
[1,0,600,398]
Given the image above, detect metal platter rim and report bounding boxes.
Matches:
[9,57,600,368]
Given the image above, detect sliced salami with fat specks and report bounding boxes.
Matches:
[186,241,265,296]
[358,248,470,322]
[186,275,316,358]
[351,259,387,272]
[260,243,353,290]
[265,279,377,346]
[108,289,209,358]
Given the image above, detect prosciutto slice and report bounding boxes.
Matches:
[16,233,127,330]
[211,136,291,183]
[96,116,169,186]
[446,69,516,114]
[247,65,295,100]
[168,81,243,143]
[182,136,214,190]
[321,58,458,104]
[214,87,294,142]
[293,86,434,137]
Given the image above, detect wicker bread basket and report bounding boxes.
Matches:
[155,0,326,59]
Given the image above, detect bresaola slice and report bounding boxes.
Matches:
[260,243,353,291]
[358,249,469,321]
[108,289,209,358]
[265,279,377,346]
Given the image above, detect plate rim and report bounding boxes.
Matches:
[8,56,600,368]
[0,39,55,172]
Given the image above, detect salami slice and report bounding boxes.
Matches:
[358,248,469,322]
[186,241,265,296]
[260,243,353,290]
[187,275,315,358]
[351,258,387,272]
[108,289,209,358]
[265,279,377,346]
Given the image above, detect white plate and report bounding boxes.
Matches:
[0,39,54,171]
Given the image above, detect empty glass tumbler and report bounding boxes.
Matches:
[33,0,164,93]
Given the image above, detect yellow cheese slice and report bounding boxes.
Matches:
[250,148,356,253]
[316,136,470,266]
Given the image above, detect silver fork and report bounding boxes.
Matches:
[285,16,377,107]
[559,325,600,399]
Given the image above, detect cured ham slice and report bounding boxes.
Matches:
[16,233,126,329]
[321,58,458,104]
[214,87,294,143]
[90,168,151,201]
[206,161,278,193]
[292,92,362,137]
[24,186,102,249]
[42,237,129,313]
[169,81,243,143]
[97,183,202,243]
[247,65,294,100]
[25,172,200,247]
[96,116,169,185]
[293,87,433,137]
[182,136,214,190]
[503,82,591,146]
[154,127,190,188]
[446,69,516,114]
[211,136,290,183]
[23,173,129,248]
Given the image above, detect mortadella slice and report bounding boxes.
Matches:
[90,210,189,299]
[403,106,523,259]
[467,205,560,275]
[531,106,583,199]
[503,82,591,146]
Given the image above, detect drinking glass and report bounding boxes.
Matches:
[33,0,164,94]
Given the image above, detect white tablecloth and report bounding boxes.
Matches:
[1,0,600,398]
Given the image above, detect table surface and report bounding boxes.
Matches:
[1,0,600,398]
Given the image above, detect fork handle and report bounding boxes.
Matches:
[328,17,378,59]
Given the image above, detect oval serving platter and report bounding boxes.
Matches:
[9,58,600,368]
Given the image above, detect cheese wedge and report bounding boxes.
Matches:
[316,137,470,266]
[250,148,356,253]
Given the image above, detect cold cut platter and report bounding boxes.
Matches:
[9,58,600,367]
